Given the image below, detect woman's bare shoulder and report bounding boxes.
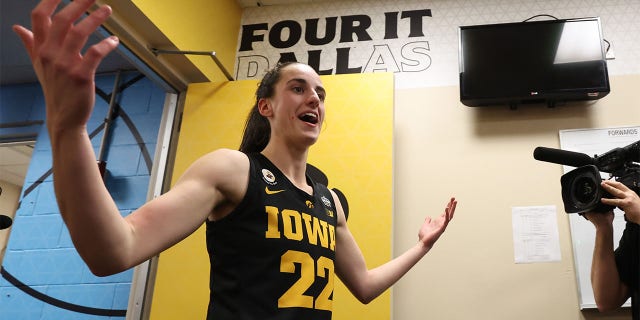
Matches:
[186,148,250,179]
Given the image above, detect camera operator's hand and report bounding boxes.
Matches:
[583,210,615,229]
[600,180,640,225]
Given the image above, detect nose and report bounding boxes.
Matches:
[307,90,321,106]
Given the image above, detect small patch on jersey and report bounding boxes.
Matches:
[321,195,332,208]
[305,200,314,209]
[261,169,277,185]
[325,209,334,218]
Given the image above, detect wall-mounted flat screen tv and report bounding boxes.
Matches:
[458,17,610,108]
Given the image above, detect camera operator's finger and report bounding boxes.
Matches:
[600,197,619,207]
[601,180,629,197]
[602,179,630,191]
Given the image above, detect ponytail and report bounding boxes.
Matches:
[239,61,300,153]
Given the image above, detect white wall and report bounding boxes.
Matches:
[391,74,639,320]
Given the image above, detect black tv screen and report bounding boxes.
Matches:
[458,17,610,107]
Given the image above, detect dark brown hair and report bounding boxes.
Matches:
[238,62,300,153]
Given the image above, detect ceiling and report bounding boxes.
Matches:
[0,0,312,187]
[0,0,318,85]
[0,0,138,86]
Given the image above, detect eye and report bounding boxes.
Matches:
[292,86,304,93]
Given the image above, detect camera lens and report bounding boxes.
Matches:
[573,176,598,205]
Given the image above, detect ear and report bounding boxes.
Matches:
[258,98,273,117]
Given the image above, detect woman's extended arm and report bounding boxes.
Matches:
[334,195,456,304]
[12,0,248,276]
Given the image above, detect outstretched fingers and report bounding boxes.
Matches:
[30,0,62,50]
[443,197,457,224]
[17,0,119,87]
[62,4,114,59]
[418,198,457,249]
[48,0,97,52]
[23,0,115,69]
[79,36,119,77]
[426,198,457,232]
[12,25,35,59]
[14,0,122,130]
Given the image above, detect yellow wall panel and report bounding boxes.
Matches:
[131,0,241,81]
[151,73,393,319]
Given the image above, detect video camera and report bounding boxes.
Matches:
[534,140,640,214]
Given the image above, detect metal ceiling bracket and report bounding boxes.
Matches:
[151,48,234,81]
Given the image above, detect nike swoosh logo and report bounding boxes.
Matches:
[265,186,285,195]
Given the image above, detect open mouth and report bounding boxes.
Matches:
[298,112,318,124]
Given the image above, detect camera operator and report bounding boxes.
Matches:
[584,179,640,319]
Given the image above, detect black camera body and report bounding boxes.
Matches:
[534,140,640,214]
[560,164,640,213]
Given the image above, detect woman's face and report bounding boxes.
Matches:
[260,63,326,148]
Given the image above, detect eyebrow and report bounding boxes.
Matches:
[287,78,326,96]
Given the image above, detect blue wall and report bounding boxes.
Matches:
[0,73,166,319]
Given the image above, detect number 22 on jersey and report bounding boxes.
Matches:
[279,250,334,311]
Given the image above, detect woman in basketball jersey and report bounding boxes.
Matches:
[13,1,457,319]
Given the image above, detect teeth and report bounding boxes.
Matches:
[299,112,318,124]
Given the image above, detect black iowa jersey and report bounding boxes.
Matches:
[206,153,338,320]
